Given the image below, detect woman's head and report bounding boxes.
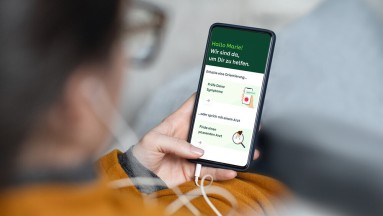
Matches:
[0,0,126,186]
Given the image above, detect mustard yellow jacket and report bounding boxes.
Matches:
[0,150,287,215]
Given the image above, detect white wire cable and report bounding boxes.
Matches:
[109,174,238,216]
[109,177,200,215]
[199,174,222,216]
[194,163,227,216]
[88,84,238,216]
[165,183,238,216]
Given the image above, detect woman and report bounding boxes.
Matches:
[0,0,287,215]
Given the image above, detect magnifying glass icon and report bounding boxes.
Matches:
[232,131,245,148]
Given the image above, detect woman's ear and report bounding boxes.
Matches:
[46,46,124,156]
[80,75,112,122]
[49,66,111,155]
[17,66,113,170]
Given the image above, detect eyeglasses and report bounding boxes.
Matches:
[122,0,167,68]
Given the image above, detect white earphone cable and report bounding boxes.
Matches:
[194,163,224,216]
[87,83,237,216]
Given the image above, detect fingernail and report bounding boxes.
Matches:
[227,171,237,178]
[191,146,204,156]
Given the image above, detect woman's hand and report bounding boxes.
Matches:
[132,94,260,188]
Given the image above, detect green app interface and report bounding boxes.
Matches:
[190,26,272,166]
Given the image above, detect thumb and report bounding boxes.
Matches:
[153,132,204,159]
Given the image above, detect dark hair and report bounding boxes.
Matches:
[0,0,123,186]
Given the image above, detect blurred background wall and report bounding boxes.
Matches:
[121,0,383,129]
[122,0,323,125]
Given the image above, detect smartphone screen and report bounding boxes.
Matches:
[188,23,275,170]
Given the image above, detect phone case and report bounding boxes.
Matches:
[187,23,276,171]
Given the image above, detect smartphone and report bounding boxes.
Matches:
[242,87,254,105]
[187,23,276,171]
